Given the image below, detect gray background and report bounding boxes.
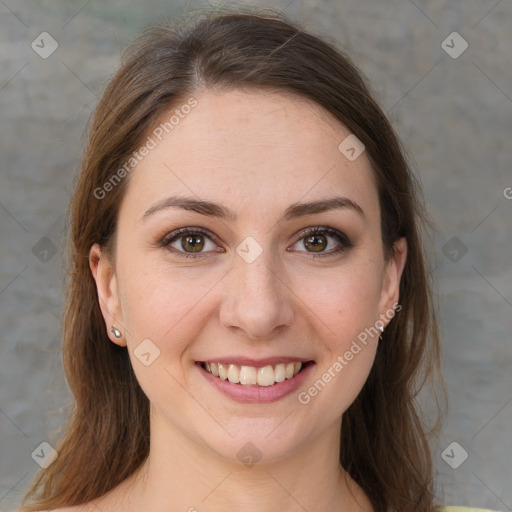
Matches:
[0,0,511,510]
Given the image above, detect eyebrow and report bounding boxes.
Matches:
[141,195,365,222]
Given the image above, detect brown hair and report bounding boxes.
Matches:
[20,7,447,512]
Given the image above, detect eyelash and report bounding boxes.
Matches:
[158,226,353,260]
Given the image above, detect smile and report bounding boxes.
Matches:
[196,358,316,403]
[201,361,306,387]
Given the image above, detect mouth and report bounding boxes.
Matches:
[197,360,315,387]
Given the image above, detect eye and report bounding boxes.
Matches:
[158,225,353,259]
[160,227,220,259]
[289,226,353,257]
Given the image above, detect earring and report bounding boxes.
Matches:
[379,325,384,341]
[110,326,122,339]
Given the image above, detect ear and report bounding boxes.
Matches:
[89,243,126,347]
[378,237,407,321]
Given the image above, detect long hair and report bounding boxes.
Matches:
[20,7,447,512]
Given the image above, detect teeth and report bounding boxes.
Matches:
[218,362,228,380]
[210,362,219,377]
[257,365,275,386]
[202,361,304,386]
[274,363,286,382]
[239,366,257,385]
[227,364,240,384]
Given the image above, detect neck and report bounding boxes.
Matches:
[94,410,373,512]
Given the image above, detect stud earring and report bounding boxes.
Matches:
[110,326,122,339]
[379,325,384,341]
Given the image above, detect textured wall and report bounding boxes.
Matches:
[0,1,511,510]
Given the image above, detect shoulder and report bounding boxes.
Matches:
[15,507,92,512]
[50,507,94,512]
[440,507,504,512]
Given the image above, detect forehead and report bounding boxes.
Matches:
[121,89,378,223]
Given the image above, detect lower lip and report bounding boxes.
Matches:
[197,362,315,404]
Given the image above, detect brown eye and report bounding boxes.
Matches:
[180,234,205,253]
[161,227,219,258]
[303,233,328,252]
[290,226,353,257]
[159,226,352,260]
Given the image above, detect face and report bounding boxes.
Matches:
[90,89,407,465]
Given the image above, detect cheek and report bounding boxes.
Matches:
[299,277,380,418]
[118,257,219,347]
[300,259,383,331]
[118,262,219,404]
[297,262,382,405]
[118,250,384,348]
[325,342,377,416]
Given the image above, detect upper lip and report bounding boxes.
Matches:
[197,356,314,367]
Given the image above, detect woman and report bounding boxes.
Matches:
[18,8,500,512]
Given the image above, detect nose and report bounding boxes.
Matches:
[219,245,295,341]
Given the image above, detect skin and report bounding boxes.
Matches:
[83,88,407,512]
